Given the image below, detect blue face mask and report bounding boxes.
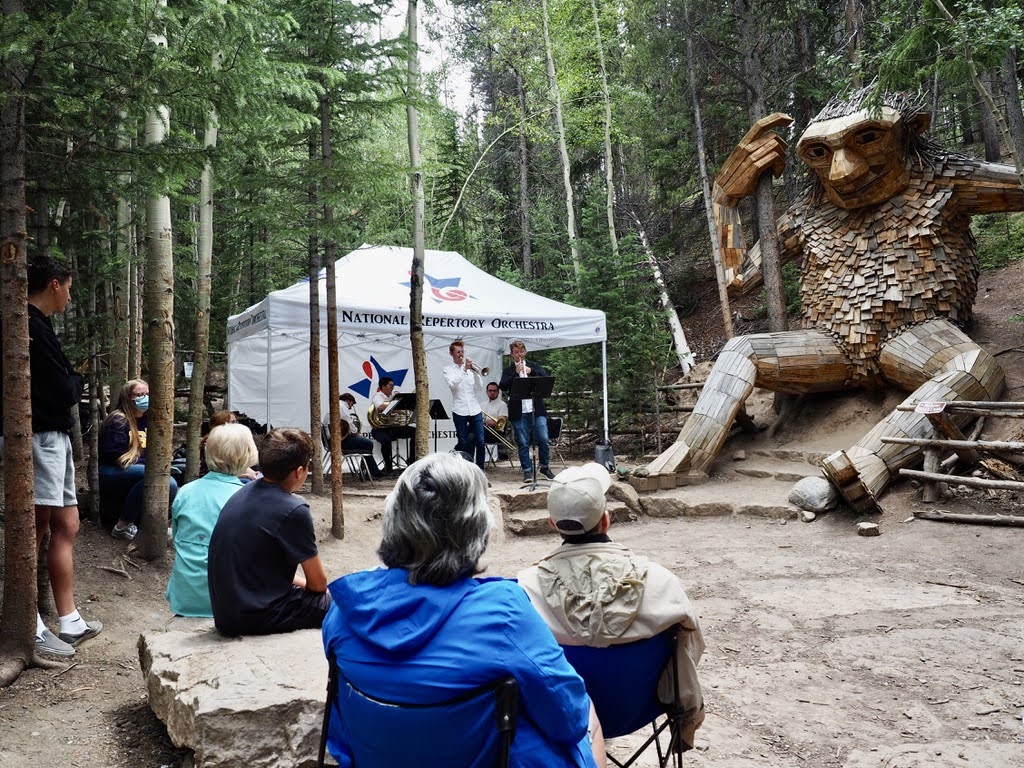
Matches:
[133,395,150,412]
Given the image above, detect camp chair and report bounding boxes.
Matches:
[561,627,687,768]
[320,424,374,481]
[547,416,566,466]
[317,651,519,768]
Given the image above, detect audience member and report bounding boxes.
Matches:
[517,463,705,749]
[208,427,330,636]
[0,256,101,656]
[166,423,258,617]
[98,378,178,540]
[321,452,604,767]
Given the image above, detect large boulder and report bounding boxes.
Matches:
[139,624,327,768]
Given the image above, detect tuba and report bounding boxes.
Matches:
[367,392,414,429]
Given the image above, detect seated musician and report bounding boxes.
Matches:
[481,381,510,461]
[323,393,383,479]
[369,377,414,476]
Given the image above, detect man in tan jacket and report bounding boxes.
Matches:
[517,463,705,749]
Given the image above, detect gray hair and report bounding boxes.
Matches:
[205,423,258,475]
[378,452,493,586]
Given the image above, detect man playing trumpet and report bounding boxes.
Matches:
[481,381,511,462]
[443,339,486,470]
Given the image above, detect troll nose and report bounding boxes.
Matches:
[829,148,868,185]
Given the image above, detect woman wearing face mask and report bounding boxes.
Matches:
[98,379,178,540]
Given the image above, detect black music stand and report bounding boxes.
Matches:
[390,393,418,468]
[429,399,448,453]
[510,375,554,490]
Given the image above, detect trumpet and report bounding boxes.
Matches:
[463,358,489,376]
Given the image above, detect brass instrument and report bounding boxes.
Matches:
[484,414,515,455]
[338,419,351,439]
[463,358,489,377]
[367,392,414,430]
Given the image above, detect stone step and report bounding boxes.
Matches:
[637,475,800,520]
[506,501,633,537]
[720,453,820,484]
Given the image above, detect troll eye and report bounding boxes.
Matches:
[855,128,882,145]
[800,143,831,161]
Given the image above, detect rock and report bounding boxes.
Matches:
[140,627,326,768]
[857,522,881,536]
[800,510,816,523]
[632,467,650,477]
[732,450,746,461]
[788,476,839,512]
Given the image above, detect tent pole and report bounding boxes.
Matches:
[601,340,609,442]
[265,325,272,430]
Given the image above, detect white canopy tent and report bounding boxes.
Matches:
[226,245,609,453]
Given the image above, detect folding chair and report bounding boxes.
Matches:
[318,651,519,768]
[547,416,566,467]
[320,425,375,481]
[561,627,686,768]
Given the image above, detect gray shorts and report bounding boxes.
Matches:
[31,431,78,507]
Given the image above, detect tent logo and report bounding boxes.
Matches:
[348,356,410,399]
[401,272,475,304]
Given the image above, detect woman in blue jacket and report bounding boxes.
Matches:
[322,452,602,768]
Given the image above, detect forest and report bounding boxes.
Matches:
[2,0,1023,683]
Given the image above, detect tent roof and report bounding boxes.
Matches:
[227,244,607,352]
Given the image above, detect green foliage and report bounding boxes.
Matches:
[973,211,1024,271]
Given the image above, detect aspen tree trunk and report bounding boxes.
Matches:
[737,0,785,333]
[514,65,533,281]
[321,88,344,539]
[139,0,175,562]
[540,0,581,282]
[129,259,143,379]
[0,0,37,680]
[184,29,223,483]
[407,0,430,460]
[307,134,325,496]
[590,0,618,258]
[628,211,694,373]
[111,119,131,392]
[684,0,733,339]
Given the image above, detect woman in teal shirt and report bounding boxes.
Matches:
[166,423,258,617]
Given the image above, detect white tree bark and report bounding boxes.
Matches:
[541,0,581,282]
[590,0,619,259]
[139,0,175,561]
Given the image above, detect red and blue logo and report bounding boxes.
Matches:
[401,272,475,304]
[348,356,410,399]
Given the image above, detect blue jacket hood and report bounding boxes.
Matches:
[328,567,478,654]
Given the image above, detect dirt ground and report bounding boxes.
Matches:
[1,262,1022,768]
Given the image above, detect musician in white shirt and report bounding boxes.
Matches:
[442,339,485,470]
[481,381,510,461]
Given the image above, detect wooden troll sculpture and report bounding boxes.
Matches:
[646,89,1024,512]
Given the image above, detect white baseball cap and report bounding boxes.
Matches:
[547,463,611,534]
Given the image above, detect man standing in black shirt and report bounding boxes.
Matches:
[3,258,102,656]
[499,339,555,482]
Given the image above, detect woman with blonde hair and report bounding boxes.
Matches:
[98,379,178,540]
[166,423,258,617]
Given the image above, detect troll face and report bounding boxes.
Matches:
[797,106,929,209]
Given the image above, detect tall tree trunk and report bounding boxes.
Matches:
[407,0,430,460]
[737,0,786,333]
[307,134,325,497]
[0,0,37,683]
[957,85,975,145]
[540,0,582,283]
[184,36,222,483]
[139,0,174,562]
[514,65,533,282]
[129,257,143,378]
[590,0,619,259]
[628,211,695,373]
[792,2,817,132]
[1000,47,1024,168]
[979,71,1002,162]
[684,0,733,339]
[110,118,131,392]
[844,0,865,87]
[321,86,344,539]
[86,254,101,524]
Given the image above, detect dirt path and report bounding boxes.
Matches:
[1,262,1022,768]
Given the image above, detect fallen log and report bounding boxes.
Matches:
[914,509,1024,527]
